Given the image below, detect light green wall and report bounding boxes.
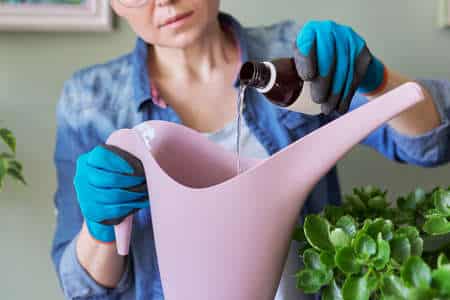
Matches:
[0,1,449,299]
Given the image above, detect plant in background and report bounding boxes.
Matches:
[0,126,26,190]
[293,185,450,300]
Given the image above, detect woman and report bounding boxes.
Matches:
[51,0,450,299]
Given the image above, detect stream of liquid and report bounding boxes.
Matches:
[236,84,247,174]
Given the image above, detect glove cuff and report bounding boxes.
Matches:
[86,220,116,243]
[358,56,386,94]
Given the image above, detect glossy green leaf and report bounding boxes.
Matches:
[342,275,370,300]
[396,226,420,240]
[390,236,411,264]
[396,226,422,256]
[330,228,350,249]
[353,233,376,260]
[7,165,26,185]
[423,216,450,235]
[431,265,450,295]
[0,157,8,190]
[294,186,450,298]
[368,195,388,210]
[292,226,306,243]
[362,185,378,195]
[320,251,336,269]
[336,215,357,237]
[8,159,22,172]
[344,194,367,212]
[397,188,426,211]
[366,219,393,241]
[304,215,334,252]
[433,189,450,216]
[301,249,333,288]
[303,249,323,271]
[397,196,414,211]
[392,210,415,226]
[381,275,409,300]
[336,246,361,274]
[324,205,345,225]
[437,253,449,268]
[409,237,423,257]
[322,280,343,300]
[408,287,435,300]
[296,268,331,294]
[373,233,391,270]
[401,256,431,289]
[367,272,379,293]
[0,152,14,160]
[354,186,387,203]
[0,128,15,153]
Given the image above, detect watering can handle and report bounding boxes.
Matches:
[99,143,147,256]
[114,215,134,255]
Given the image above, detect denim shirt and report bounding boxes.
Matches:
[51,13,450,300]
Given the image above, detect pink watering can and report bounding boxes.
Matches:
[106,82,424,300]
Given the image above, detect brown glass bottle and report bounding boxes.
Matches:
[239,58,304,107]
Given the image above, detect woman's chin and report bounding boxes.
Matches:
[150,30,206,49]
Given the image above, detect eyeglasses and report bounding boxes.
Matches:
[117,0,149,8]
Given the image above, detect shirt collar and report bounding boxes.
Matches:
[130,12,249,111]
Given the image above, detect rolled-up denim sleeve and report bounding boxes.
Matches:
[351,79,450,167]
[51,77,132,299]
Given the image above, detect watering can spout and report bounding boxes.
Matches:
[106,82,424,300]
[277,82,424,196]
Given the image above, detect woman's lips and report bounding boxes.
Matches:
[159,11,194,28]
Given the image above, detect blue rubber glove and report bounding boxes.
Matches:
[74,144,149,242]
[294,20,385,114]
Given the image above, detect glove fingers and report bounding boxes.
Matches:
[295,23,318,81]
[334,27,357,114]
[93,201,149,222]
[296,21,317,56]
[101,144,145,176]
[89,184,148,205]
[310,54,335,104]
[321,95,340,115]
[75,157,148,204]
[75,145,149,242]
[125,182,147,193]
[338,38,371,114]
[100,200,149,225]
[87,164,146,189]
[329,27,350,105]
[87,144,145,176]
[100,208,141,226]
[85,197,148,222]
[357,48,384,94]
[309,21,337,104]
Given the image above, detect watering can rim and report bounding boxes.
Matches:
[119,81,425,193]
[128,119,270,191]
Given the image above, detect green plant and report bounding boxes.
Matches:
[293,185,450,300]
[0,126,25,190]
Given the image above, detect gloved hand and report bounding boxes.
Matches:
[294,20,386,115]
[74,144,149,242]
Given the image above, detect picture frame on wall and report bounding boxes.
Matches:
[438,0,450,27]
[0,0,112,32]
